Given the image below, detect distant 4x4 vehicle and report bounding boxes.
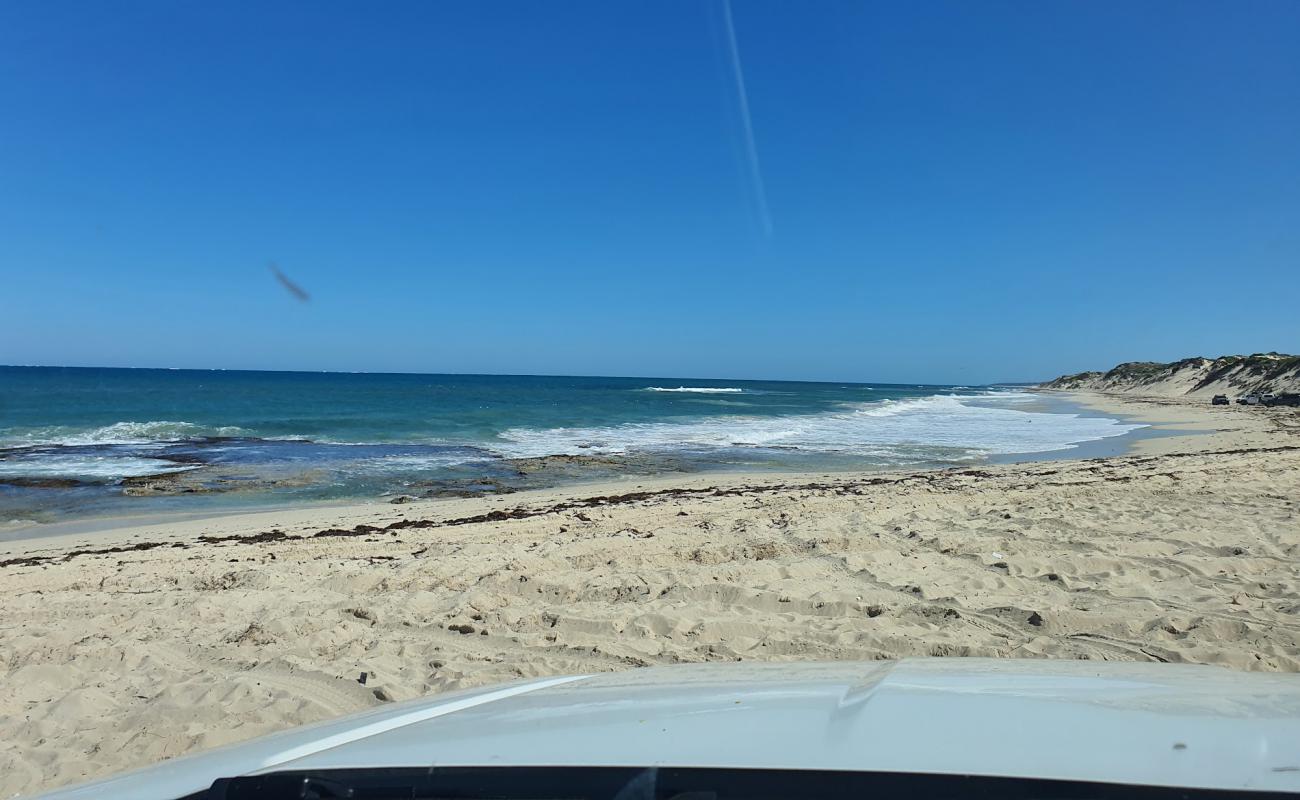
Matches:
[1211,394,1229,405]
[1238,394,1262,405]
[1264,393,1300,407]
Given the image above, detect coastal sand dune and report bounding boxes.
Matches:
[1,394,1298,796]
[1043,352,1300,397]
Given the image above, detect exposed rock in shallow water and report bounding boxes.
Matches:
[505,452,696,478]
[0,477,92,489]
[381,454,699,501]
[120,469,326,497]
[508,454,631,474]
[120,473,212,496]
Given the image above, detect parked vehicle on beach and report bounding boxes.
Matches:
[1264,393,1300,407]
[1211,394,1230,405]
[32,660,1300,800]
[1238,394,1262,405]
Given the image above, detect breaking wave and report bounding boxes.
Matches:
[495,393,1142,459]
[0,421,251,447]
[643,386,745,394]
[0,454,200,480]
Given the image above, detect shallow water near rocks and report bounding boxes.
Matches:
[0,367,1145,529]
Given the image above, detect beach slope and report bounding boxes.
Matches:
[1,393,1297,796]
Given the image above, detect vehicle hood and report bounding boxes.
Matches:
[35,658,1300,798]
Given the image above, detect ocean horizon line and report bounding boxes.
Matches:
[0,363,1044,387]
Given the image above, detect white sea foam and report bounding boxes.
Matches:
[356,453,495,472]
[0,421,250,447]
[495,393,1143,460]
[0,454,200,480]
[643,387,745,394]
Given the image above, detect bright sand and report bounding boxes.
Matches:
[2,393,1297,796]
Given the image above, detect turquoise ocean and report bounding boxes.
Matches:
[0,367,1141,529]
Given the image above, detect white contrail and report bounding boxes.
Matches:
[720,0,773,238]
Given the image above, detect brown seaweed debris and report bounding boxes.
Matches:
[6,443,1298,570]
[0,541,189,569]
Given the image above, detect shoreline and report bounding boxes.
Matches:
[2,391,1298,796]
[1,390,1181,544]
[1055,390,1299,453]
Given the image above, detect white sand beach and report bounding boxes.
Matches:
[1,392,1297,796]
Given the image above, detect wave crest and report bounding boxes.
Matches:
[496,392,1141,459]
[0,454,200,480]
[643,386,744,394]
[0,420,251,447]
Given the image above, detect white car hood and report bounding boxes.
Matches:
[36,659,1300,799]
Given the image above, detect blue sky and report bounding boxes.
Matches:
[2,1,1297,383]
